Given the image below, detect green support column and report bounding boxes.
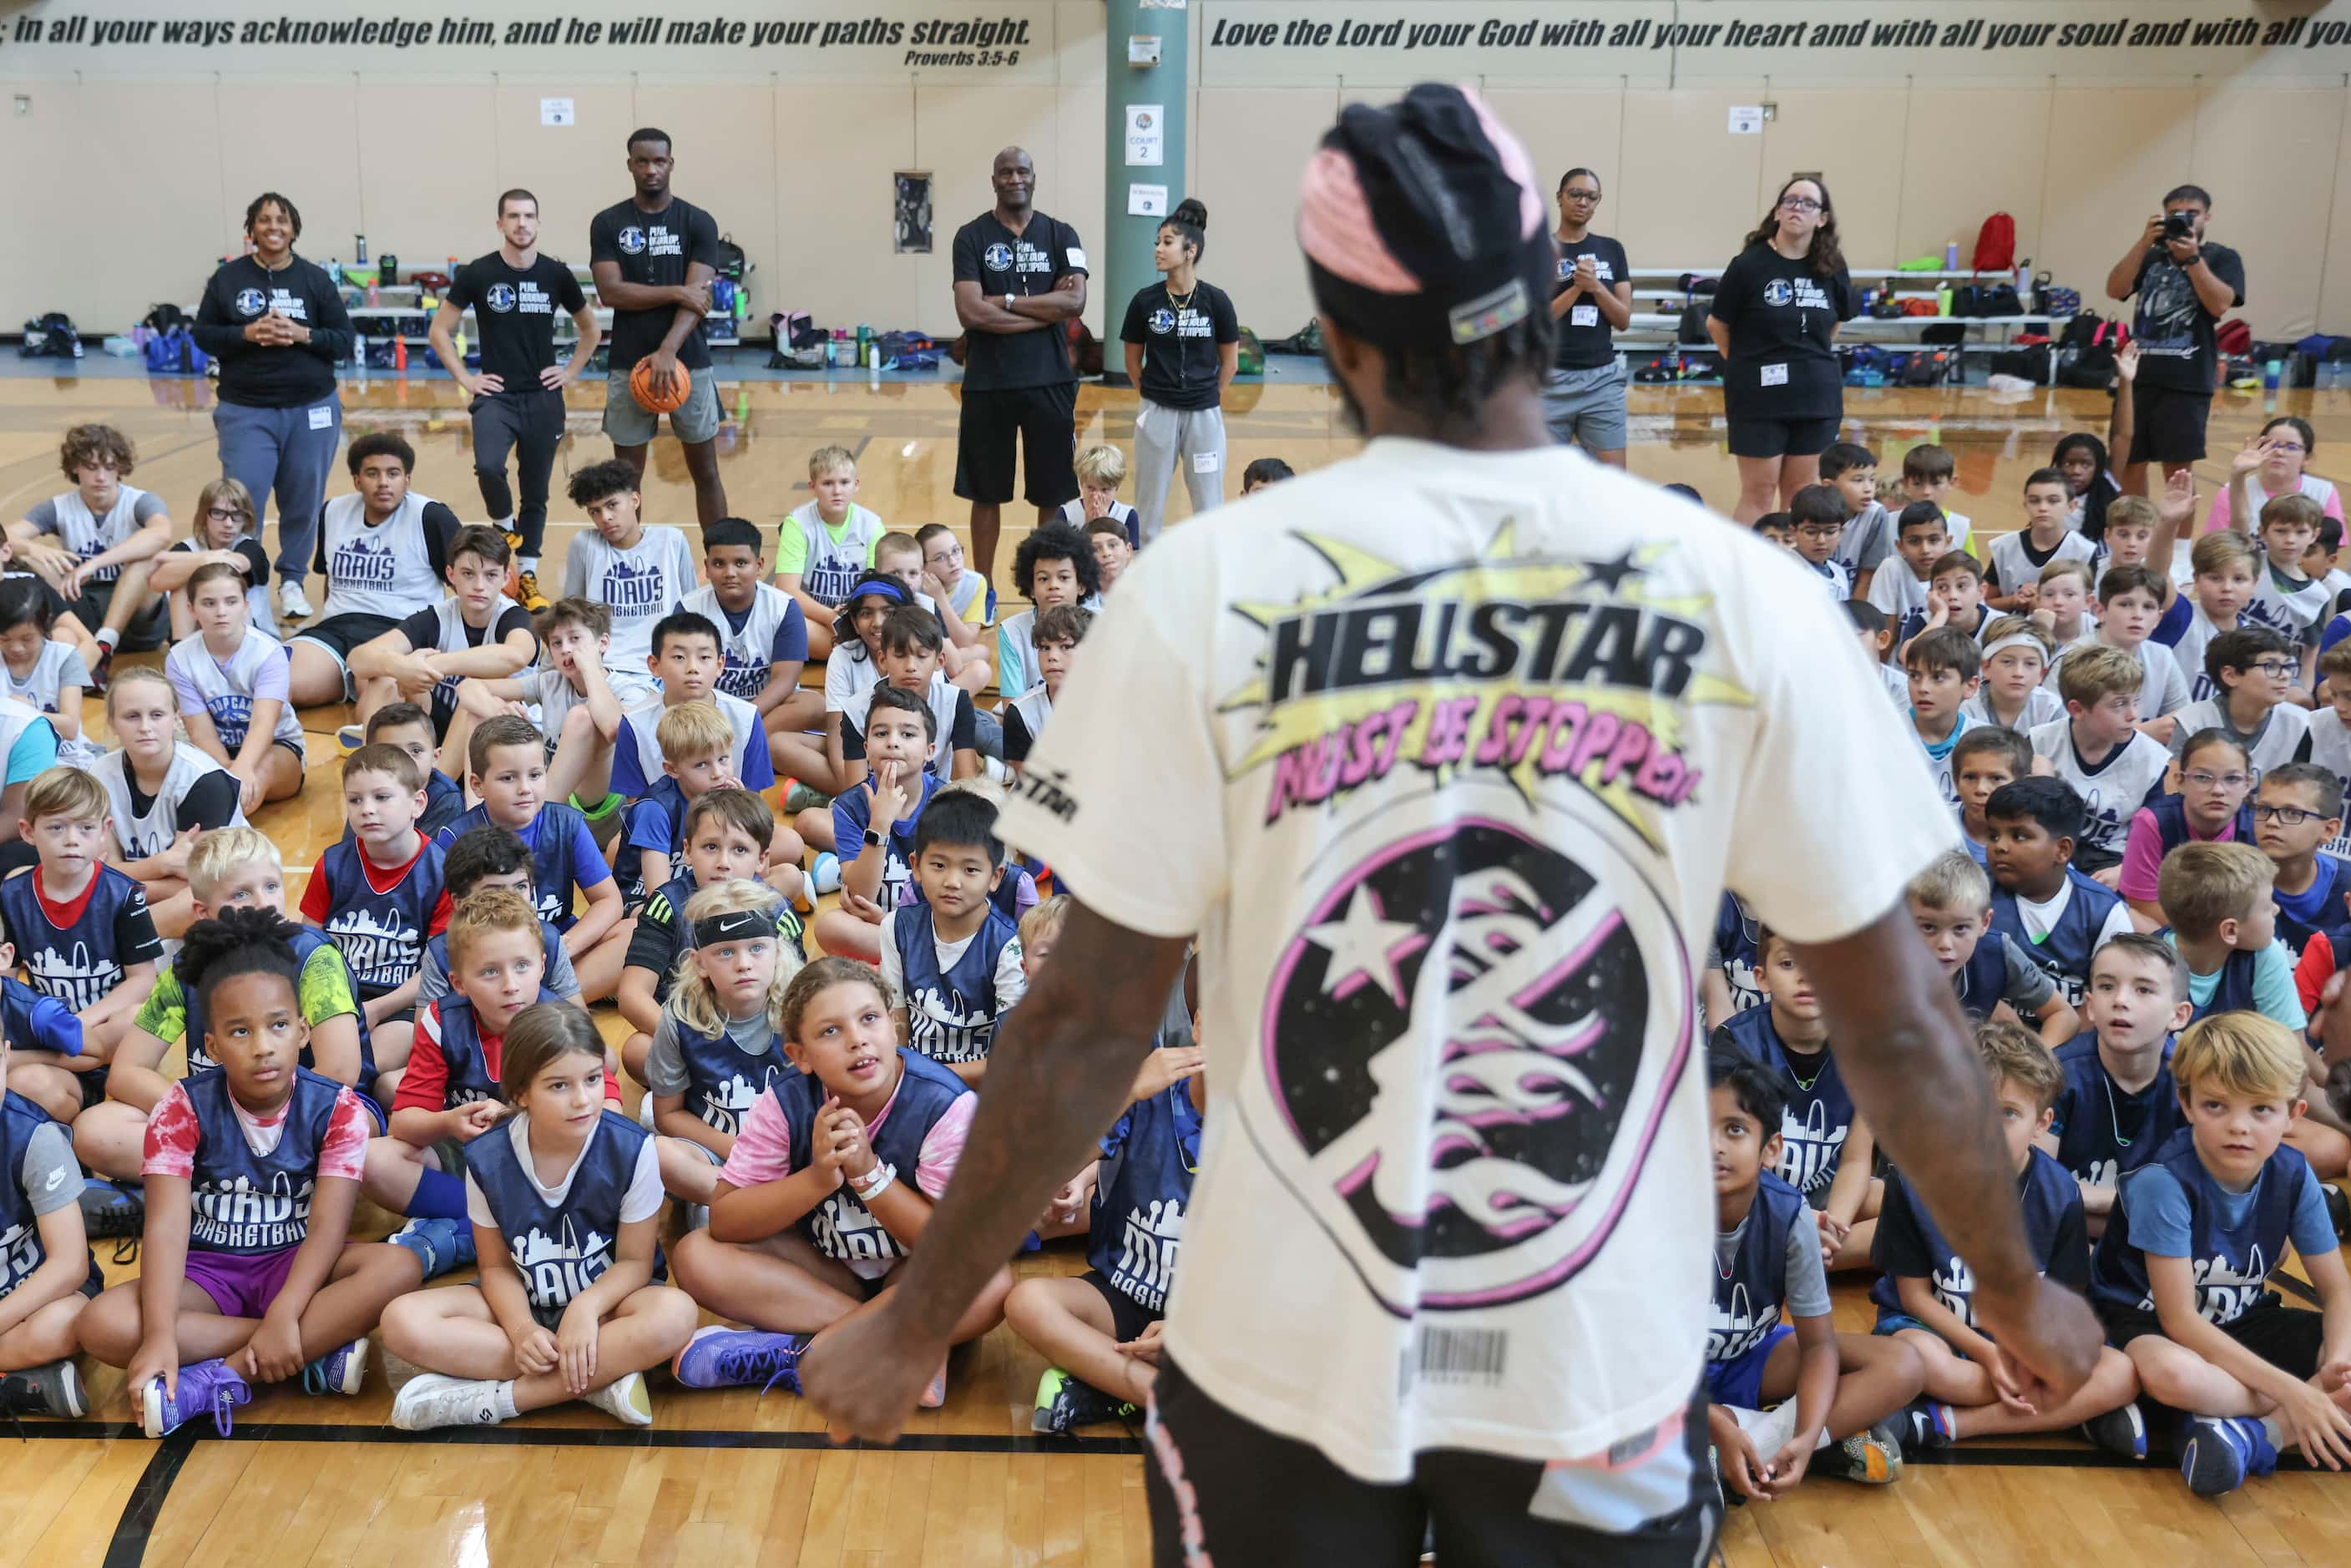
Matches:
[1100,0,1188,388]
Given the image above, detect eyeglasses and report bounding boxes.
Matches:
[1778,196,1823,213]
[1794,523,1844,539]
[2183,771,2252,792]
[205,508,244,522]
[1563,189,1601,204]
[2251,660,2299,678]
[2266,443,2307,454]
[2254,804,2324,826]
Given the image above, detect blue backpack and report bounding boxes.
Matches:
[144,326,209,376]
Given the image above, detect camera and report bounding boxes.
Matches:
[2161,210,2195,241]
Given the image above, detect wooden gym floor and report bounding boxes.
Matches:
[1,362,2347,1567]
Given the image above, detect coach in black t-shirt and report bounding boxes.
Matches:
[589,128,727,524]
[433,190,602,609]
[1543,168,1632,466]
[952,146,1089,578]
[2105,183,2246,495]
[1120,199,1240,546]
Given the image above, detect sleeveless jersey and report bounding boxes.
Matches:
[1987,529,2098,600]
[1005,683,1054,756]
[649,872,806,1000]
[45,483,151,583]
[1988,869,2124,1007]
[783,502,885,606]
[617,777,687,909]
[317,489,445,621]
[0,640,84,716]
[619,690,764,796]
[2027,719,2168,855]
[165,628,305,752]
[1716,1007,1853,1201]
[420,594,523,716]
[683,581,799,701]
[1868,1149,2079,1327]
[438,801,589,933]
[428,989,559,1108]
[92,742,246,861]
[2305,709,2351,859]
[1088,1081,1202,1313]
[2276,855,2351,959]
[184,926,373,1085]
[316,836,446,994]
[2137,792,2255,862]
[2184,943,2262,1024]
[1959,685,2065,732]
[889,900,1021,1064]
[183,1067,346,1257]
[1709,1171,1804,1363]
[2089,1128,2303,1324]
[564,526,696,670]
[772,1050,971,1269]
[2167,699,2311,784]
[1713,892,1765,1015]
[0,864,149,1012]
[2050,1032,2180,1194]
[665,1016,796,1136]
[2246,549,2333,644]
[1951,937,2011,1019]
[464,1110,652,1313]
[0,1090,91,1297]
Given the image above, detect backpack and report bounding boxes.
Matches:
[1260,321,1322,357]
[143,326,209,375]
[1675,301,1713,346]
[141,302,192,336]
[2058,318,2128,388]
[1971,213,2016,275]
[714,233,749,282]
[1236,327,1266,377]
[18,312,80,359]
[2216,319,2252,359]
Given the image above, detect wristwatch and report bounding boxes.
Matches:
[1004,292,1014,311]
[862,827,882,848]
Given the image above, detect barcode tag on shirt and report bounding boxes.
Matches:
[1759,362,1789,387]
[1400,1325,1508,1397]
[1570,305,1600,327]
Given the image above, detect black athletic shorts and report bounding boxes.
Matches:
[68,575,171,652]
[954,382,1079,508]
[1142,1358,1720,1568]
[291,611,399,669]
[1726,414,1843,461]
[2129,380,2213,466]
[1078,1268,1162,1346]
[2100,1291,2323,1378]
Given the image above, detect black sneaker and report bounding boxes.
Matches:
[1029,1368,1135,1434]
[2082,1403,2148,1460]
[2326,1182,2350,1244]
[87,644,114,695]
[79,1178,143,1239]
[0,1359,87,1419]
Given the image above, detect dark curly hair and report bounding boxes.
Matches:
[58,423,134,480]
[178,908,305,1031]
[243,191,302,241]
[1012,522,1101,602]
[1742,175,1845,281]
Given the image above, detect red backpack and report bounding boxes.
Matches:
[1971,213,2016,274]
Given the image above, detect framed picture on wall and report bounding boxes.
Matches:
[895,172,933,254]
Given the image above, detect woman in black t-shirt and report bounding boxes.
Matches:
[1120,200,1240,546]
[1707,176,1856,523]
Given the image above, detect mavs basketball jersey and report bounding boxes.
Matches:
[561,525,696,670]
[437,800,589,932]
[45,483,151,583]
[1709,1171,1805,1363]
[1988,869,2124,1007]
[618,690,765,797]
[1089,1080,1202,1313]
[1713,893,1764,1015]
[2181,943,2262,1024]
[2090,1128,2303,1325]
[682,581,801,701]
[782,502,885,606]
[0,1090,90,1297]
[316,836,446,995]
[465,1110,651,1314]
[419,594,524,716]
[183,1067,346,1256]
[1952,937,2014,1019]
[185,927,373,1086]
[424,989,557,1108]
[0,640,86,719]
[2050,1033,2181,1194]
[1868,1149,2081,1328]
[165,627,306,753]
[773,1050,970,1272]
[1716,1007,1854,1201]
[92,742,246,861]
[0,864,156,1013]
[666,1018,796,1136]
[889,901,1021,1064]
[318,490,445,621]
[2027,719,2169,855]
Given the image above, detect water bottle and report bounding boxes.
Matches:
[2263,359,2283,392]
[1935,283,1954,317]
[2015,260,2032,294]
[354,233,368,266]
[1944,239,1959,270]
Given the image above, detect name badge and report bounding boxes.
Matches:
[1570,305,1600,328]
[307,405,336,430]
[1192,451,1220,473]
[1759,363,1789,387]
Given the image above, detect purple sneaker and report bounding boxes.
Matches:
[301,1339,370,1396]
[670,1326,810,1394]
[142,1358,251,1439]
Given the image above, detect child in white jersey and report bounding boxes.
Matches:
[149,476,274,645]
[1987,468,2100,613]
[2029,645,2172,881]
[0,579,94,768]
[776,446,885,661]
[7,423,173,679]
[287,433,463,710]
[558,459,695,679]
[1963,616,2064,732]
[90,669,247,938]
[2031,560,2097,665]
[166,560,305,812]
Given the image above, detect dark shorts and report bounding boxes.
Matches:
[1701,1323,1794,1409]
[185,1245,302,1319]
[1727,414,1843,461]
[2100,1291,2323,1377]
[2128,379,2214,466]
[272,735,307,768]
[1144,1358,1720,1568]
[2073,840,2123,876]
[290,611,399,672]
[1077,1267,1163,1346]
[68,575,171,652]
[954,382,1079,508]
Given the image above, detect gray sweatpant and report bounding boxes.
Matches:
[214,395,343,579]
[1132,400,1227,545]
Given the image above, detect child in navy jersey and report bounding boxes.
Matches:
[680,517,828,787]
[1704,891,1765,1022]
[1,766,164,1120]
[882,791,1027,1086]
[76,911,423,1436]
[2257,764,2351,961]
[668,958,1011,1406]
[0,1034,98,1418]
[1008,1036,1203,1435]
[1703,1048,1918,1497]
[644,880,800,1207]
[366,703,466,842]
[1876,1021,2145,1456]
[607,610,776,804]
[300,745,452,1095]
[383,1002,695,1431]
[2156,842,2304,1031]
[811,685,943,966]
[1984,778,2134,1008]
[2088,1013,2351,1496]
[1909,850,2080,1047]
[615,700,738,913]
[415,827,584,1011]
[1952,726,2030,867]
[2043,933,2192,1235]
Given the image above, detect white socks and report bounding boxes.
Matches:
[494,1379,519,1421]
[1729,1402,1832,1456]
[95,626,120,650]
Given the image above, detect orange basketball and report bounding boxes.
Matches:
[628,357,690,413]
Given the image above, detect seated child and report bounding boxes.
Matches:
[1843,599,1906,710]
[1706,891,1765,1020]
[1953,726,2030,867]
[2238,493,2328,670]
[168,561,305,810]
[874,529,990,694]
[1240,458,1293,493]
[811,571,917,811]
[1060,444,1141,546]
[609,611,776,805]
[416,826,582,1009]
[810,687,943,964]
[2147,480,2256,703]
[1005,604,1093,770]
[776,445,886,663]
[1821,441,1890,603]
[1007,1037,1203,1434]
[1984,777,2134,1007]
[9,422,172,673]
[1785,483,1850,598]
[0,766,164,1117]
[2043,933,2191,1232]
[2050,561,2188,741]
[1864,502,1945,633]
[2118,729,2254,923]
[0,1034,99,1417]
[1986,468,2098,613]
[668,959,1012,1403]
[1713,929,1878,1268]
[644,879,801,1204]
[1752,512,1792,549]
[2031,559,2097,665]
[1962,616,2064,732]
[2257,762,2351,958]
[93,668,248,937]
[882,791,1028,1087]
[999,523,1103,701]
[1703,1047,1918,1497]
[2096,492,2160,577]
[680,518,828,786]
[558,459,695,695]
[1902,550,1991,649]
[2029,644,2173,878]
[1904,626,1980,811]
[1875,1021,2145,1455]
[1085,517,1135,596]
[76,911,424,1435]
[2156,842,2305,1030]
[839,608,981,789]
[299,745,453,1093]
[1909,850,2079,1045]
[383,1002,695,1430]
[346,524,536,743]
[1901,441,1969,549]
[917,523,992,630]
[152,476,271,644]
[2304,643,2351,824]
[2086,1012,2351,1496]
[286,434,464,709]
[618,701,737,910]
[438,715,629,1003]
[0,579,94,767]
[2168,627,2312,781]
[363,701,466,842]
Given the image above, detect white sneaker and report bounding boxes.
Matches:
[389,1373,506,1432]
[278,578,314,620]
[584,1369,654,1427]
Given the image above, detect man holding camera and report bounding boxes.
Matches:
[2105,184,2245,496]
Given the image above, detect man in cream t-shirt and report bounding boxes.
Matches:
[802,85,2103,1565]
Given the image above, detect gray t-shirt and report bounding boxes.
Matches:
[643,1009,776,1095]
[1715,1196,1831,1319]
[19,1119,83,1218]
[417,923,580,1007]
[1994,933,2059,1014]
